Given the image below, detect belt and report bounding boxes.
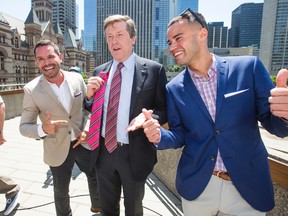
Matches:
[212,171,231,181]
[117,142,128,147]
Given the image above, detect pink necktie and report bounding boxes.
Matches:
[105,62,124,153]
[87,72,108,150]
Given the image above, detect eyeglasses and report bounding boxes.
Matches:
[179,8,205,29]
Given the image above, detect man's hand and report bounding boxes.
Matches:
[142,109,161,143]
[73,131,87,148]
[127,109,153,132]
[269,69,288,119]
[86,76,104,100]
[42,111,68,134]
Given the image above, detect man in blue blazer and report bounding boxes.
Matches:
[140,9,288,216]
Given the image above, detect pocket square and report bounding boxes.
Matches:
[74,92,82,97]
[224,89,249,98]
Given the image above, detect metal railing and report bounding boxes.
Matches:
[0,83,26,91]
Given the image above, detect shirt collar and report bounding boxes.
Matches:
[113,52,135,70]
[188,54,217,80]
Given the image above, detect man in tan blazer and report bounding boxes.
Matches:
[19,39,100,216]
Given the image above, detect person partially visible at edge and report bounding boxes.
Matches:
[0,96,21,216]
[19,39,101,216]
[68,66,82,75]
[68,65,102,214]
[133,9,288,216]
[84,14,167,216]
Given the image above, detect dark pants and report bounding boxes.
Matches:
[49,141,101,216]
[75,145,101,208]
[49,142,76,216]
[96,139,145,216]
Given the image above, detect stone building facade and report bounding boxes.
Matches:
[0,6,95,88]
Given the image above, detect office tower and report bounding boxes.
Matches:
[84,0,97,57]
[96,0,154,65]
[259,0,288,75]
[32,0,53,22]
[208,22,229,48]
[76,3,80,39]
[230,3,263,48]
[153,0,170,65]
[176,0,198,14]
[52,0,76,35]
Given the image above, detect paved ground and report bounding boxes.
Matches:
[0,116,183,216]
[1,117,287,216]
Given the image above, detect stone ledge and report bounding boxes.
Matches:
[153,147,288,215]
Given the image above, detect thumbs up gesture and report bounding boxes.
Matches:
[269,69,288,119]
[42,111,68,134]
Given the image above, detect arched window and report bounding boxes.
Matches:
[15,37,19,48]
[23,66,28,83]
[0,52,4,70]
[16,66,21,84]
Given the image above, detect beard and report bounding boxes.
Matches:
[42,64,60,79]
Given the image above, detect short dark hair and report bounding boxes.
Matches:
[34,39,60,56]
[168,11,208,30]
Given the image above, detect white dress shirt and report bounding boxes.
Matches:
[101,53,135,144]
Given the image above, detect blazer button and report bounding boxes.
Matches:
[210,156,216,161]
[68,131,71,134]
[69,116,72,119]
[215,130,221,135]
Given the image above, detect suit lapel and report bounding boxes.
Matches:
[129,55,148,117]
[215,56,228,119]
[65,73,77,113]
[184,68,212,122]
[39,76,68,113]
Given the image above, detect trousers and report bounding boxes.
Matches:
[49,141,101,216]
[0,175,20,199]
[181,175,266,216]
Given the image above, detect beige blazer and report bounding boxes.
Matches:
[19,71,88,167]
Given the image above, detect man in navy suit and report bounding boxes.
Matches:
[85,15,167,216]
[139,9,288,216]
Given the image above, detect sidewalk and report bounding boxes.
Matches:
[0,116,183,216]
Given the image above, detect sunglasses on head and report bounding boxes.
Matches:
[179,8,205,29]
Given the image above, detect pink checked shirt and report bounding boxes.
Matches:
[188,54,227,172]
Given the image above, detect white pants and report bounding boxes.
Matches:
[181,175,266,216]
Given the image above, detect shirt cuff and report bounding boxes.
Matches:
[37,124,47,138]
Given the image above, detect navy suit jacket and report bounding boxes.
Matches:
[86,54,167,181]
[157,55,288,212]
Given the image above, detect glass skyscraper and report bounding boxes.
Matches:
[260,0,288,75]
[230,3,263,48]
[153,0,170,65]
[176,0,198,14]
[208,22,229,48]
[84,0,97,56]
[96,0,154,65]
[52,0,76,35]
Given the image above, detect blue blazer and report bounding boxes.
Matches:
[158,55,288,212]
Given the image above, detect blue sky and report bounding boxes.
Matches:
[1,0,263,29]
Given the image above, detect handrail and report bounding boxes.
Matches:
[0,83,25,91]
